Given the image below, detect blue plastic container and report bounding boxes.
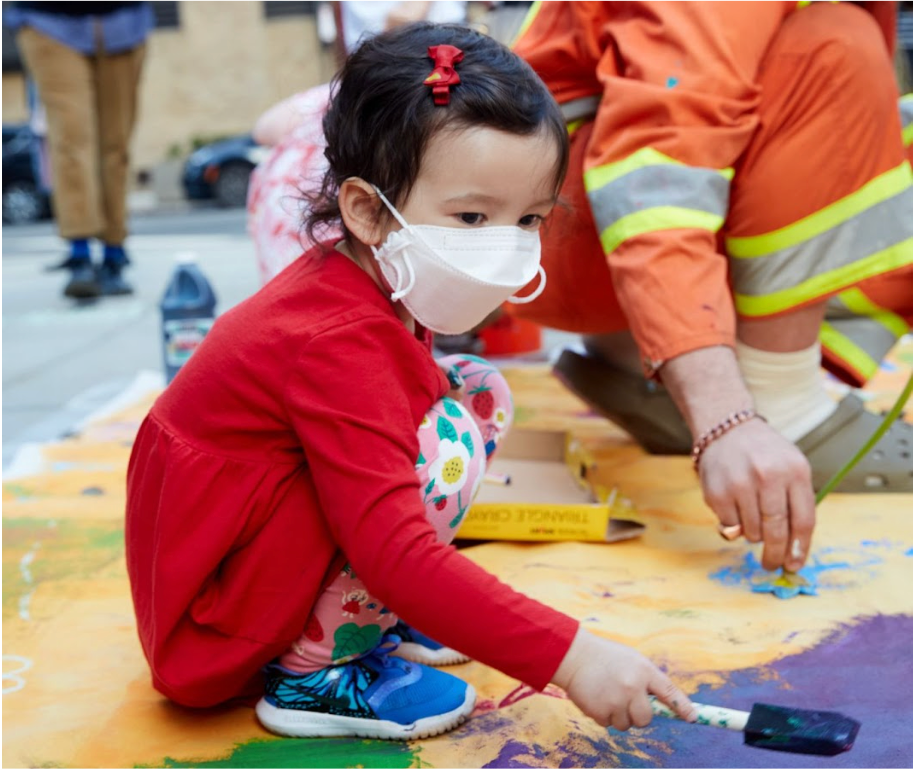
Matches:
[160,253,217,383]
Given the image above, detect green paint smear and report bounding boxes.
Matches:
[512,406,536,425]
[3,518,124,621]
[147,737,425,769]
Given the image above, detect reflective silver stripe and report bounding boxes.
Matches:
[823,296,900,366]
[728,187,913,296]
[559,96,600,123]
[900,95,914,129]
[587,164,731,235]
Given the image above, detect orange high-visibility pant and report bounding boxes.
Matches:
[512,2,912,386]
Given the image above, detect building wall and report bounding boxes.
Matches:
[2,2,336,172]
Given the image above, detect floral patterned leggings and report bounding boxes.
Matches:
[280,354,513,672]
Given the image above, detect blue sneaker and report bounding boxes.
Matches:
[389,621,471,666]
[255,641,475,740]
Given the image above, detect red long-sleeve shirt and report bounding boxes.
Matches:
[126,246,579,707]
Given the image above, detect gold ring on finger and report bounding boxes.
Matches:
[717,524,743,541]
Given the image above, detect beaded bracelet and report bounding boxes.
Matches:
[691,409,765,472]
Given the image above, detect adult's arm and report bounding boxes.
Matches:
[516,2,814,569]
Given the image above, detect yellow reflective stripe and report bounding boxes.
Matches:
[903,123,913,149]
[835,287,911,339]
[727,162,913,258]
[819,323,878,381]
[584,147,734,194]
[598,207,724,255]
[566,118,586,136]
[734,238,913,316]
[510,0,542,49]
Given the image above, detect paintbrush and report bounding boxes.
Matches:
[649,696,860,756]
[764,373,915,595]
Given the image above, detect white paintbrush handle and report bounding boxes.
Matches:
[650,696,750,732]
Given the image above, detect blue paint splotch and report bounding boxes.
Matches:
[609,614,913,768]
[709,547,892,596]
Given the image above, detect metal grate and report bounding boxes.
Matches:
[2,24,22,72]
[151,1,180,29]
[264,1,317,19]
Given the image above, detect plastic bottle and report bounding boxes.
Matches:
[160,252,217,383]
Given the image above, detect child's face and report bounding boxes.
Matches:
[389,126,560,235]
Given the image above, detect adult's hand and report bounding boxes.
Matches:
[698,417,815,571]
[660,346,816,572]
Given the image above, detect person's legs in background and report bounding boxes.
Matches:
[94,41,147,295]
[17,27,105,299]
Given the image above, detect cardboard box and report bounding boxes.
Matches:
[457,429,644,543]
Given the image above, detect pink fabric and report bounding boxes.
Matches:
[280,354,514,671]
[246,85,340,285]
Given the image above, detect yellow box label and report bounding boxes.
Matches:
[458,502,609,542]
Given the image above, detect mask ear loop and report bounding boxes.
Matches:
[370,185,416,300]
[507,265,547,304]
[389,250,416,300]
[373,186,410,229]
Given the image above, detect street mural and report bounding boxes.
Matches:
[3,342,912,768]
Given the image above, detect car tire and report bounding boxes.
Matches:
[213,161,254,208]
[3,180,46,224]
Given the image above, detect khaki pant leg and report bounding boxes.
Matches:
[94,43,146,245]
[16,27,103,240]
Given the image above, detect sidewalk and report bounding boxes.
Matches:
[2,208,260,469]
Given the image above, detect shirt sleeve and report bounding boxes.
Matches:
[519,1,793,373]
[284,314,579,690]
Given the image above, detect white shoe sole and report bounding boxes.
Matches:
[255,683,476,740]
[390,642,471,667]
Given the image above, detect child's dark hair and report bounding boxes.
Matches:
[304,22,569,245]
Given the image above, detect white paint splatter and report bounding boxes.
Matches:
[2,655,33,694]
[19,545,38,584]
[18,542,40,621]
[18,593,32,622]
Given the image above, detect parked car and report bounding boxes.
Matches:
[181,134,270,208]
[2,123,51,224]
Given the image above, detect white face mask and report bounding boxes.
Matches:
[369,187,547,335]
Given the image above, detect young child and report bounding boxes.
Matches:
[126,22,697,740]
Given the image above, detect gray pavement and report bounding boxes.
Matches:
[2,207,260,469]
[2,206,578,472]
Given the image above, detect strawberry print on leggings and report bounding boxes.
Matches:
[279,354,513,671]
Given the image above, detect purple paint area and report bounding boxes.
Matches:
[476,615,911,768]
[612,614,912,768]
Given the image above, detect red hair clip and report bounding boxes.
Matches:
[423,44,463,106]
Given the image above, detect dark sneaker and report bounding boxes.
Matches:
[96,262,134,296]
[63,264,101,299]
[46,255,89,272]
[553,349,693,455]
[256,640,475,740]
[389,620,471,666]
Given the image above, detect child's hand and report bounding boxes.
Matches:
[552,629,697,731]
